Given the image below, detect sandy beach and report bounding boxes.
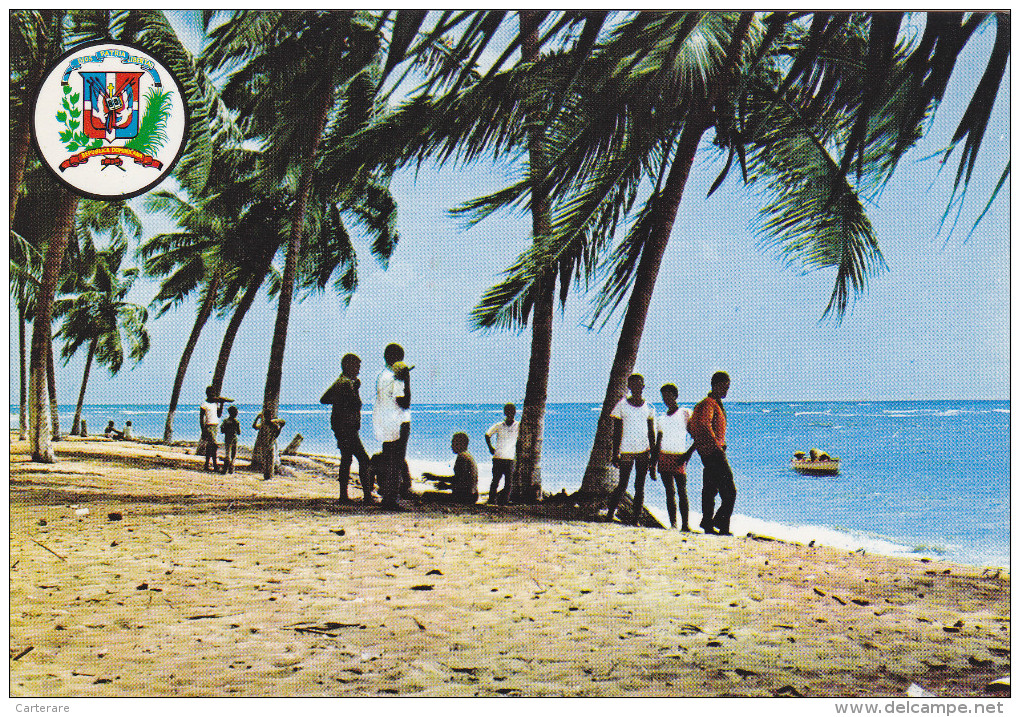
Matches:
[9,434,1011,697]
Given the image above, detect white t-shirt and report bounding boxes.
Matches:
[486,420,519,460]
[658,406,692,454]
[611,398,656,454]
[373,368,409,442]
[200,400,219,428]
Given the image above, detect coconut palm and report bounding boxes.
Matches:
[53,241,150,436]
[203,10,400,476]
[466,11,1009,500]
[334,10,611,501]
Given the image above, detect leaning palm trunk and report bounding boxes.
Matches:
[251,94,332,477]
[509,10,554,504]
[579,15,752,501]
[10,112,32,225]
[71,338,96,436]
[29,187,79,462]
[210,272,263,396]
[163,272,221,444]
[19,306,28,440]
[47,338,61,440]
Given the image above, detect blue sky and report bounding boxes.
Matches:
[10,12,1010,406]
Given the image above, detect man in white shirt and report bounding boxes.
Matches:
[484,403,519,505]
[605,373,657,525]
[654,383,697,530]
[200,386,226,472]
[373,343,411,509]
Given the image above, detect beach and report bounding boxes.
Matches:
[9,434,1011,698]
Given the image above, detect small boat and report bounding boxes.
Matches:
[791,449,840,475]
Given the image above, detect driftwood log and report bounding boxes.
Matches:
[281,434,303,455]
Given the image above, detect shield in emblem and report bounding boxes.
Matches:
[80,71,143,141]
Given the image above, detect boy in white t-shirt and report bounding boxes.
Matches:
[605,373,657,525]
[654,383,697,530]
[484,403,519,505]
[373,344,412,509]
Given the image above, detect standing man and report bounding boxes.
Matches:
[654,384,697,531]
[484,403,519,505]
[321,353,371,504]
[200,386,227,472]
[688,371,735,535]
[605,373,657,526]
[373,343,411,510]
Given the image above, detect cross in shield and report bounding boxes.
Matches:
[80,71,143,143]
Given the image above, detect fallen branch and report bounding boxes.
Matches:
[31,539,67,561]
[12,646,34,661]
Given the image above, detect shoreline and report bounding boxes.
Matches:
[9,434,1011,697]
[61,431,1010,570]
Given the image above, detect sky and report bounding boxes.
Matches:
[9,12,1011,407]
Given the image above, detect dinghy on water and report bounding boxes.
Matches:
[791,449,840,475]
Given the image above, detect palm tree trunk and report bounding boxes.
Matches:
[210,272,263,396]
[19,306,28,440]
[251,93,333,477]
[71,338,96,436]
[11,101,33,225]
[163,272,221,443]
[30,187,78,462]
[47,338,61,440]
[511,10,554,503]
[579,14,753,500]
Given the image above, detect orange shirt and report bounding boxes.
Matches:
[688,394,726,454]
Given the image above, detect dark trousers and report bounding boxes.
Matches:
[335,429,370,498]
[381,439,407,504]
[660,471,689,529]
[700,451,736,533]
[606,453,650,525]
[489,458,515,504]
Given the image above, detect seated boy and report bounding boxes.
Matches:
[220,406,242,474]
[422,432,478,505]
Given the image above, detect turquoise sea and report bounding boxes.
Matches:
[13,400,1010,568]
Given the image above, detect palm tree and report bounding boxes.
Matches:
[54,242,150,435]
[10,227,42,441]
[337,10,610,501]
[204,10,397,476]
[140,189,228,444]
[467,11,1009,501]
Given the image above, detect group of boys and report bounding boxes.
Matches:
[605,371,736,535]
[319,343,523,510]
[202,344,736,531]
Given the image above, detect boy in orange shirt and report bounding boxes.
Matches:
[688,371,735,535]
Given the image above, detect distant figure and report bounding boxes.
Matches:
[200,386,226,472]
[321,353,370,504]
[220,406,241,474]
[252,411,286,479]
[605,373,658,525]
[104,420,124,439]
[654,384,696,531]
[373,344,412,509]
[484,403,519,505]
[422,432,479,505]
[688,371,735,535]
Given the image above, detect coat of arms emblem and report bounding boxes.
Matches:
[31,41,187,200]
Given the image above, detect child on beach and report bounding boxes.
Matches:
[104,421,124,439]
[605,373,658,526]
[220,406,241,474]
[654,384,696,531]
[122,421,133,440]
[484,403,519,505]
[422,432,479,505]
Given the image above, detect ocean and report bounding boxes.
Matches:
[13,400,1010,569]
